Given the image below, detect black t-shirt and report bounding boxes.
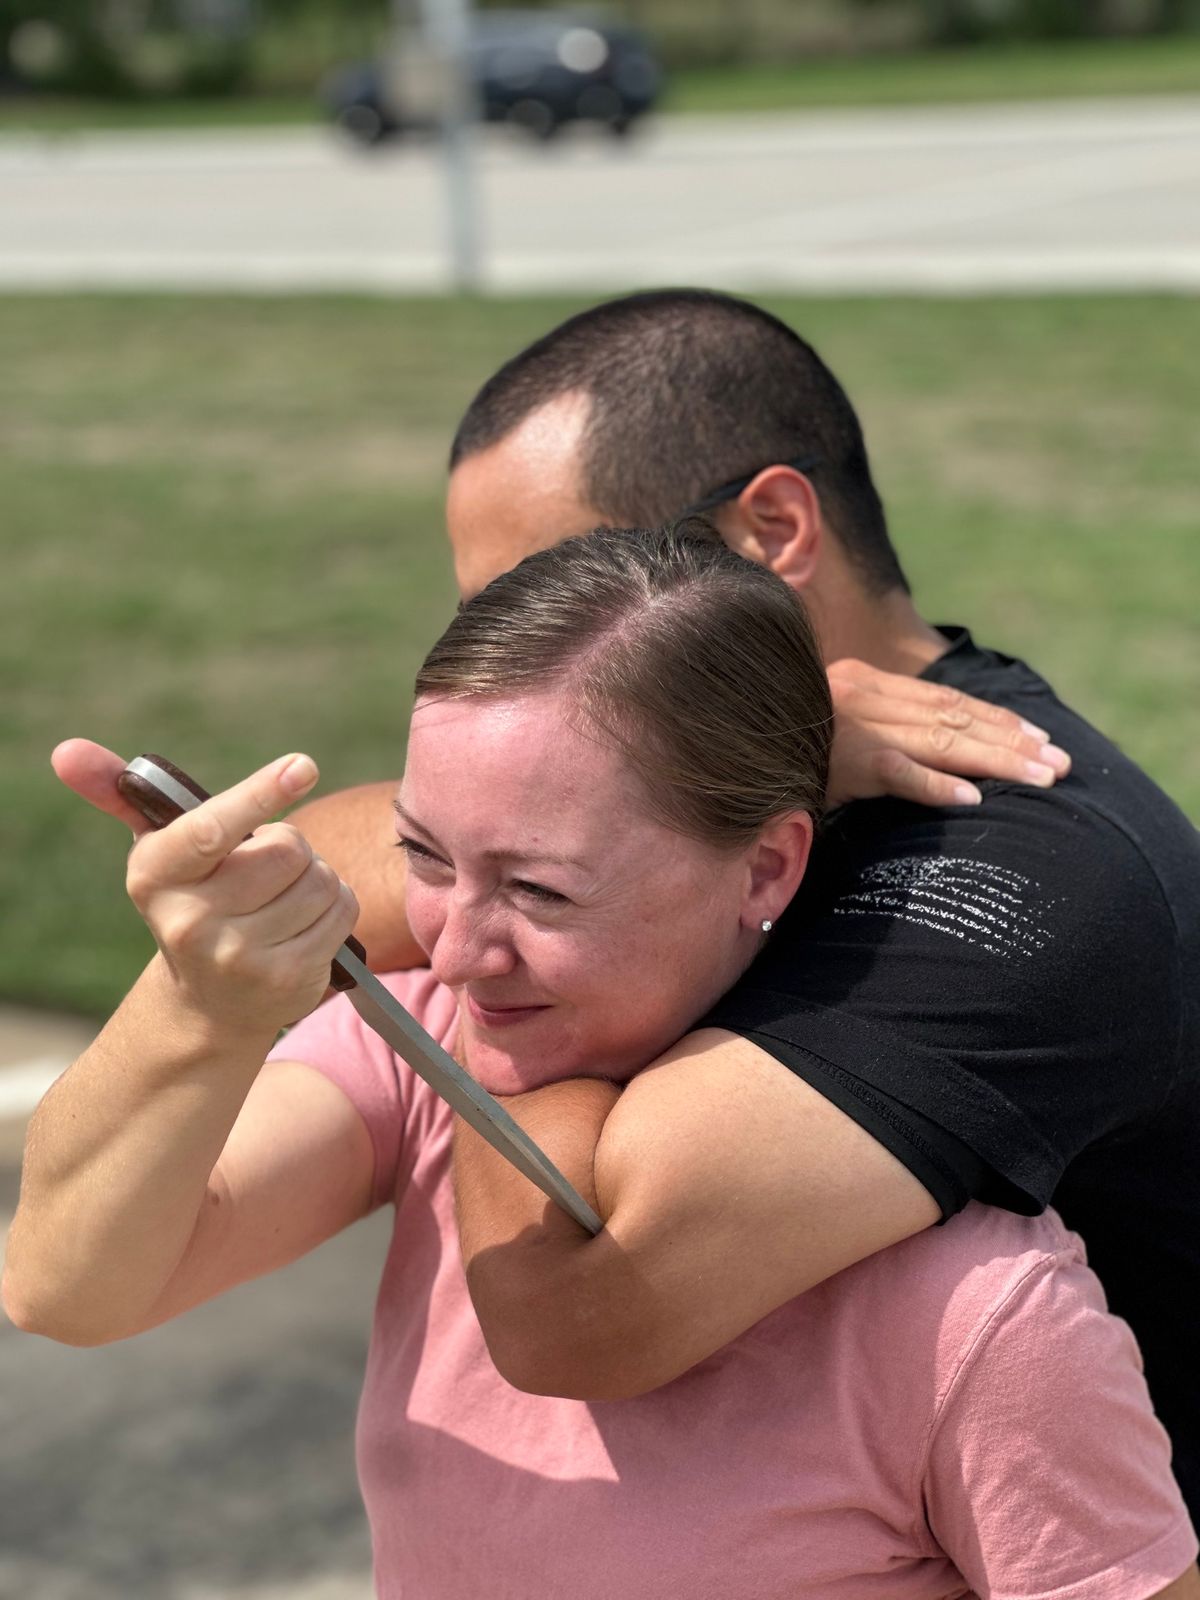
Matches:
[706,627,1200,1514]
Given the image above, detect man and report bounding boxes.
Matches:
[61,291,1200,1513]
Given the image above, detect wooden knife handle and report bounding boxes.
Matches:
[116,752,366,991]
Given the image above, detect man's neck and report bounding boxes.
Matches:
[806,577,950,679]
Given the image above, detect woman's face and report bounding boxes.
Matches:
[397,692,772,1095]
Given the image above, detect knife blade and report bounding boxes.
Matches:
[117,753,603,1236]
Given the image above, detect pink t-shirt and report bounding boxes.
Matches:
[271,971,1196,1600]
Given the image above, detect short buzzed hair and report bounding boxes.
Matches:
[449,289,909,597]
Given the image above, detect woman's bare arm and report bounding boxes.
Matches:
[3,1020,373,1344]
[3,752,368,1345]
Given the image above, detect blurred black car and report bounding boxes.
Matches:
[323,11,663,146]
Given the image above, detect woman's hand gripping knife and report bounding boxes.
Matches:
[2,744,364,1347]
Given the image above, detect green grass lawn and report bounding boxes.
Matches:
[669,35,1200,112]
[3,35,1199,133]
[2,292,1197,1017]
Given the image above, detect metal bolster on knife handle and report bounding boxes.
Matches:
[116,754,604,1235]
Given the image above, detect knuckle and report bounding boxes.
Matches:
[277,824,313,870]
[830,678,866,713]
[937,706,973,731]
[827,657,869,692]
[874,747,910,784]
[186,809,226,858]
[928,724,957,756]
[125,856,154,907]
[160,904,209,956]
[934,684,966,713]
[254,822,311,876]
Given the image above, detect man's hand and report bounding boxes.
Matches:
[826,658,1070,809]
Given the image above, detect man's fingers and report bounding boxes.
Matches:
[874,750,983,809]
[828,658,1069,769]
[914,726,1065,786]
[837,685,1069,778]
[51,738,150,833]
[136,754,320,885]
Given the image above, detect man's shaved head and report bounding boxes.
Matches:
[449,289,908,597]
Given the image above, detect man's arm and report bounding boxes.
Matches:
[455,1030,938,1400]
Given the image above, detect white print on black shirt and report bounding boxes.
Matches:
[832,856,1055,959]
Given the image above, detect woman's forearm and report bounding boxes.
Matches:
[2,955,276,1345]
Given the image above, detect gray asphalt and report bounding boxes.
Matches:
[0,1003,382,1599]
[0,1144,385,1600]
[2,98,1198,291]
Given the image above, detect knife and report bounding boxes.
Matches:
[116,753,603,1236]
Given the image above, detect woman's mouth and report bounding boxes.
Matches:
[466,994,552,1030]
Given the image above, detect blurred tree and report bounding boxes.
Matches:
[3,0,254,95]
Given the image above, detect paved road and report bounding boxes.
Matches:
[2,98,1198,291]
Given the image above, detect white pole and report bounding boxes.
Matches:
[413,0,483,291]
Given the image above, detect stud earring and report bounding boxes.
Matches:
[761,919,773,934]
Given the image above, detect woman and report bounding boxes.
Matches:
[5,527,1196,1599]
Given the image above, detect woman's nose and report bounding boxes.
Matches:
[430,896,517,988]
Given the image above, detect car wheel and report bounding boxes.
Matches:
[507,98,562,141]
[335,103,396,148]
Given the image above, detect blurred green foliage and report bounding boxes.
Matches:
[2,292,1197,1018]
[4,0,1199,102]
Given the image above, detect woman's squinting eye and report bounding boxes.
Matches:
[397,837,447,869]
[512,878,569,906]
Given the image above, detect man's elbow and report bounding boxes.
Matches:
[465,1253,673,1402]
[482,1322,662,1402]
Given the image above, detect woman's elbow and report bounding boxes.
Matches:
[2,1262,141,1347]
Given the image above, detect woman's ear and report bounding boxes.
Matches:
[740,812,815,932]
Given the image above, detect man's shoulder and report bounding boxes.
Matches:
[921,628,1199,892]
[819,628,1200,947]
[703,634,1198,1208]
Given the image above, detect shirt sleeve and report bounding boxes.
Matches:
[704,785,1184,1216]
[267,971,449,1209]
[923,1238,1197,1600]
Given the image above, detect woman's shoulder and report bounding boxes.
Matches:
[830,1202,1089,1382]
[267,966,457,1125]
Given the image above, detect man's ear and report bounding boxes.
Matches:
[719,466,823,588]
[740,811,815,932]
